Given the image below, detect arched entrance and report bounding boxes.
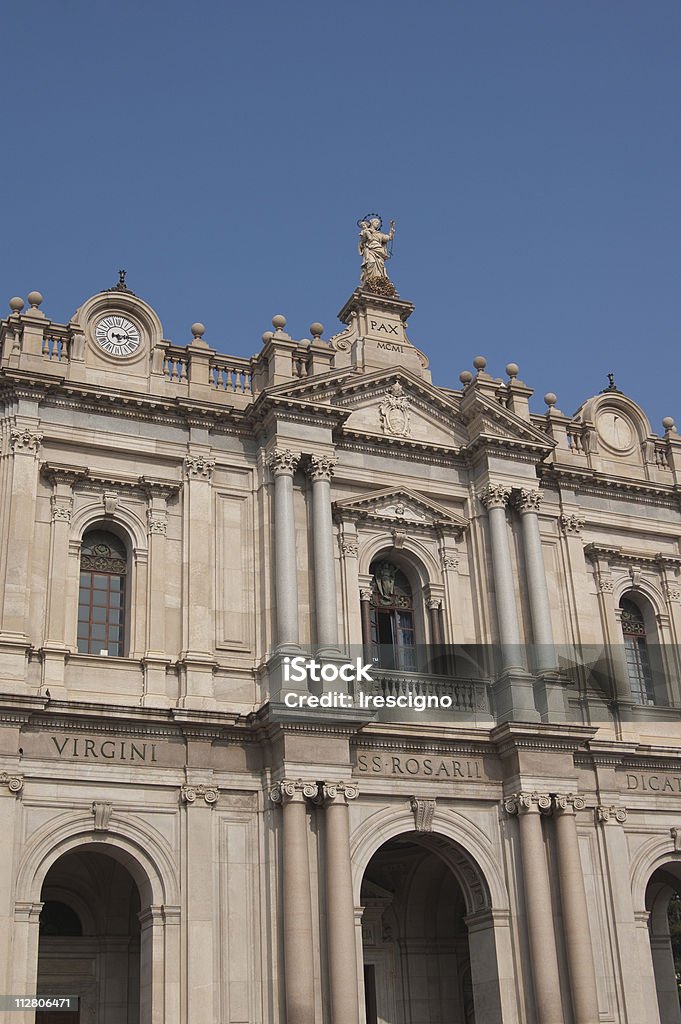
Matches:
[36,849,141,1024]
[646,862,681,1024]
[359,831,504,1024]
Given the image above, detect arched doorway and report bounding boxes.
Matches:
[646,862,681,1023]
[359,832,502,1024]
[35,850,141,1024]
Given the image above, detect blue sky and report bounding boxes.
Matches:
[2,1,679,428]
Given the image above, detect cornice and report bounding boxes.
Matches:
[541,464,680,508]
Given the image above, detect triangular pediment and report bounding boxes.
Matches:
[461,390,554,451]
[334,486,468,532]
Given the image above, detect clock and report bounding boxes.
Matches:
[94,315,141,357]
[597,409,634,451]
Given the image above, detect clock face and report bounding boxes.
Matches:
[597,410,634,451]
[94,315,141,357]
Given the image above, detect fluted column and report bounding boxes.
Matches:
[307,455,338,649]
[505,792,563,1024]
[319,781,360,1024]
[513,489,556,673]
[270,779,318,1024]
[268,449,302,648]
[479,484,522,669]
[553,794,600,1024]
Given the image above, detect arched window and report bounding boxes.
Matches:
[369,560,416,670]
[620,597,654,704]
[77,529,128,656]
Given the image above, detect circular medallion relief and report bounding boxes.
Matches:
[94,315,141,357]
[597,409,634,451]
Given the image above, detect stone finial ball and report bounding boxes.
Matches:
[9,297,24,313]
[459,371,473,384]
[27,290,43,308]
[262,331,274,345]
[662,416,676,431]
[544,393,558,408]
[191,322,206,339]
[506,363,519,379]
[310,322,324,339]
[473,355,487,371]
[272,314,287,330]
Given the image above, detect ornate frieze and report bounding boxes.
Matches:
[410,796,436,832]
[513,488,543,514]
[478,483,512,511]
[266,448,300,477]
[10,427,43,454]
[307,454,337,481]
[269,778,318,804]
[596,805,627,825]
[0,772,24,795]
[180,783,219,806]
[185,454,216,480]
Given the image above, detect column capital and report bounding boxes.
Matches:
[317,780,359,805]
[478,482,512,510]
[513,487,543,514]
[184,454,215,480]
[50,496,73,523]
[596,804,628,825]
[10,427,42,455]
[269,778,318,805]
[553,793,586,815]
[147,509,168,535]
[560,512,585,536]
[267,447,301,477]
[180,783,219,806]
[307,453,337,481]
[359,586,373,602]
[503,790,552,815]
[0,772,24,796]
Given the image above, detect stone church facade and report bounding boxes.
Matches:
[0,270,680,1024]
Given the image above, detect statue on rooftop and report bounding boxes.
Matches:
[358,215,396,295]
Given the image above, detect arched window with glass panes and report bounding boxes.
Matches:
[369,560,417,670]
[620,596,655,704]
[77,530,128,656]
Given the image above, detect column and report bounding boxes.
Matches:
[553,795,600,1024]
[138,905,165,1024]
[307,455,339,650]
[0,775,24,1002]
[270,779,318,1024]
[504,792,563,1024]
[478,485,522,667]
[179,453,215,703]
[513,489,556,672]
[142,482,176,705]
[359,586,373,663]
[0,427,42,656]
[181,783,219,1024]
[319,781,360,1024]
[41,468,83,692]
[267,449,301,649]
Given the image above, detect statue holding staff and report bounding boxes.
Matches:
[357,215,396,293]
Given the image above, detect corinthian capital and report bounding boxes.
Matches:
[307,454,337,482]
[269,778,319,805]
[478,483,512,510]
[513,488,542,514]
[267,448,301,477]
[10,428,43,454]
[184,454,215,480]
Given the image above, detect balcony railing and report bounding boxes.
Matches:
[362,669,491,715]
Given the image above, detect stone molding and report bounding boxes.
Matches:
[596,805,628,825]
[180,783,219,806]
[92,800,113,831]
[478,483,512,511]
[184,454,215,480]
[269,778,318,805]
[10,427,43,454]
[266,448,301,477]
[307,454,337,482]
[560,513,586,535]
[503,791,552,815]
[0,772,24,795]
[410,796,436,832]
[513,488,543,514]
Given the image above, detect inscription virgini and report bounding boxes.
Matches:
[51,736,158,762]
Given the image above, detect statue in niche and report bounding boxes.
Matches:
[358,215,396,295]
[373,561,398,603]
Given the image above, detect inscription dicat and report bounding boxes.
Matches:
[625,772,681,793]
[355,751,485,781]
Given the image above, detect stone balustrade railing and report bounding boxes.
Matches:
[363,669,490,715]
